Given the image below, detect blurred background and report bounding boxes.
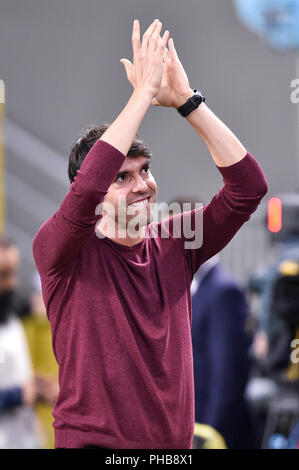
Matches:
[1,0,299,450]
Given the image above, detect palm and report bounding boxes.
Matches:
[151,47,190,107]
[151,62,175,107]
[120,38,191,108]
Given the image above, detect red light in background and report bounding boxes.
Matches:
[268,197,282,233]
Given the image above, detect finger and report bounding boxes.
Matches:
[160,30,170,51]
[168,37,178,60]
[141,19,160,54]
[163,47,170,63]
[120,58,133,80]
[164,46,171,61]
[163,47,167,63]
[148,21,163,54]
[132,19,141,58]
[156,30,169,58]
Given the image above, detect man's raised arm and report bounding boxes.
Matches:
[33,19,169,277]
[129,33,268,276]
[163,39,268,274]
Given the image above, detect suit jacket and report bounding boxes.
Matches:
[191,262,257,448]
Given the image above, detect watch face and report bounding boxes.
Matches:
[190,93,203,106]
[177,90,205,116]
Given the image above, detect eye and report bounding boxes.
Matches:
[141,165,150,175]
[116,174,127,183]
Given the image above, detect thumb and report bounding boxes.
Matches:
[120,58,132,79]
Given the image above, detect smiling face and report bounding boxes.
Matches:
[102,155,157,233]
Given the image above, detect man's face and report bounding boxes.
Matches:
[102,155,157,232]
[0,246,20,293]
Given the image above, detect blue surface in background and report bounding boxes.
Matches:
[234,0,299,50]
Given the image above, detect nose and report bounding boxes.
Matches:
[132,176,148,193]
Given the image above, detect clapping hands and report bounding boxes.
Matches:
[120,19,193,108]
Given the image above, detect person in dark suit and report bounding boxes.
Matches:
[191,254,258,448]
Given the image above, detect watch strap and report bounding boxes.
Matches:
[177,89,206,117]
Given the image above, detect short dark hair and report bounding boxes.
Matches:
[68,123,152,184]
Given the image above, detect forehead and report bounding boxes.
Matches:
[118,155,149,173]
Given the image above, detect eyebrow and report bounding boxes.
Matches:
[114,159,151,181]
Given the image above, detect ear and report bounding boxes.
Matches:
[120,58,133,83]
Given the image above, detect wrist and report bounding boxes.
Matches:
[172,88,195,108]
[133,86,157,104]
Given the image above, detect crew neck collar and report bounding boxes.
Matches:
[101,235,146,251]
[95,226,148,252]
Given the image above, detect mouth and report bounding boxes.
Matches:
[128,196,151,208]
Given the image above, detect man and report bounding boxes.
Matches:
[33,19,268,449]
[191,254,258,448]
[0,236,39,448]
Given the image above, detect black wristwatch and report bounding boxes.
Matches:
[177,89,206,118]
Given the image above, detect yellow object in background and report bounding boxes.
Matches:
[193,422,227,449]
[0,101,5,235]
[22,315,58,449]
[279,260,299,276]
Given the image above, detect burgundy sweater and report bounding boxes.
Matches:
[32,139,268,449]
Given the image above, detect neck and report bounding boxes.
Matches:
[96,217,147,247]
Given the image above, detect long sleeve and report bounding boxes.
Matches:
[32,140,125,277]
[184,152,268,277]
